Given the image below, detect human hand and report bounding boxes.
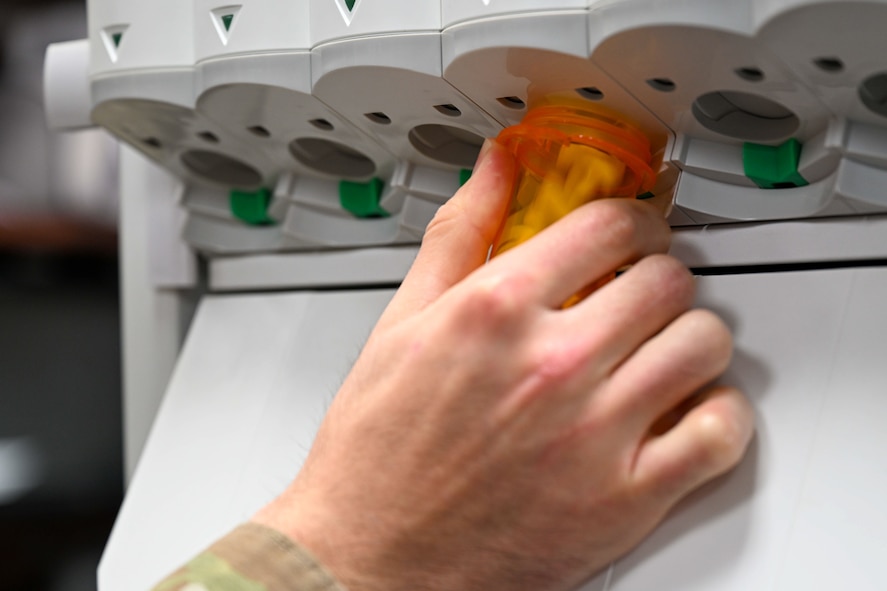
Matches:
[253,141,755,591]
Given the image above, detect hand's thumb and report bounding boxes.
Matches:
[382,139,516,323]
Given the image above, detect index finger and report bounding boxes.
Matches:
[484,198,671,309]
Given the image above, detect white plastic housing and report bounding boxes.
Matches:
[443,11,670,138]
[194,0,312,63]
[87,0,194,77]
[590,14,831,146]
[60,0,887,251]
[309,0,440,47]
[44,39,93,130]
[312,33,501,171]
[441,0,590,28]
[757,1,887,127]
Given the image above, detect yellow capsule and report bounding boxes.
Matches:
[561,145,625,205]
[521,173,566,230]
[494,224,538,255]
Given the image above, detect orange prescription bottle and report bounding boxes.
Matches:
[489,100,659,307]
[491,100,658,259]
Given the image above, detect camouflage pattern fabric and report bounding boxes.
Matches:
[153,523,344,591]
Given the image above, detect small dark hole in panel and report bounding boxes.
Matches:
[197,131,220,144]
[735,67,764,82]
[577,87,605,100]
[248,125,271,138]
[365,112,392,125]
[497,96,526,109]
[309,118,334,131]
[142,137,162,149]
[814,57,844,73]
[647,78,676,92]
[434,104,462,117]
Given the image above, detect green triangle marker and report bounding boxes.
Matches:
[221,14,234,31]
[345,0,356,11]
[112,32,123,48]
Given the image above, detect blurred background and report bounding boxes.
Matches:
[0,1,124,590]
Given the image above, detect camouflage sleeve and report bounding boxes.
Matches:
[152,522,346,591]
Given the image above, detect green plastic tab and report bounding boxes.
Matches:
[459,168,473,186]
[345,0,357,11]
[230,188,273,225]
[339,178,388,218]
[743,139,809,189]
[221,14,235,31]
[112,32,123,48]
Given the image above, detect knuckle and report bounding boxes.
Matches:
[695,403,751,471]
[589,200,642,246]
[586,199,671,253]
[632,254,695,307]
[422,200,461,245]
[459,272,529,325]
[526,340,585,385]
[651,254,696,301]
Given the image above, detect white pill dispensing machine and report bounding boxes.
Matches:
[44,0,887,589]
